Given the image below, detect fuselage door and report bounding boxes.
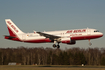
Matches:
[87,29,91,35]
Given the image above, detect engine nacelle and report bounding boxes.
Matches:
[61,38,76,45]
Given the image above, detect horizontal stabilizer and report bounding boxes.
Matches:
[4,35,16,39]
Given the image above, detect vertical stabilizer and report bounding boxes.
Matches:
[5,19,24,36]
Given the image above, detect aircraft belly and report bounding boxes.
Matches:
[24,37,51,43]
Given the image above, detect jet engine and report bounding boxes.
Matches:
[61,38,76,45]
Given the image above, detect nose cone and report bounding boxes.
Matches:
[100,32,103,37]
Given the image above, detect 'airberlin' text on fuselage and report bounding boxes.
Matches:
[7,21,19,33]
[66,29,86,33]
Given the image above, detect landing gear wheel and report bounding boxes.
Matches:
[88,39,92,46]
[57,45,60,48]
[53,44,56,48]
[89,42,92,46]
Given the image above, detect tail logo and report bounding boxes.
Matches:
[7,21,19,33]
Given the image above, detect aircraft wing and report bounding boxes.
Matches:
[36,32,61,40]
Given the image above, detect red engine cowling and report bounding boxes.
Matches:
[61,38,76,45]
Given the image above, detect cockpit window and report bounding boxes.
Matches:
[94,30,99,32]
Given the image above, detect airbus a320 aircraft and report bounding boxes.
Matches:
[4,19,103,48]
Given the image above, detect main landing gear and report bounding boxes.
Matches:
[53,44,60,48]
[53,41,60,48]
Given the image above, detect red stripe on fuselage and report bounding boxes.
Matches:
[22,35,102,43]
[71,34,103,40]
[24,38,52,43]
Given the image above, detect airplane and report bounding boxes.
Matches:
[4,19,103,48]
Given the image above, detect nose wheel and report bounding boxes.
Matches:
[89,42,92,46]
[88,39,92,46]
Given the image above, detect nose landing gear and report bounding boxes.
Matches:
[88,39,92,46]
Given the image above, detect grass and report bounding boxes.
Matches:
[0,65,105,70]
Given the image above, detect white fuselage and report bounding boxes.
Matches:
[18,28,103,43]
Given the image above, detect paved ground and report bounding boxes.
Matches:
[0,65,105,70]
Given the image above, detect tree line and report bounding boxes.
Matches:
[0,46,105,65]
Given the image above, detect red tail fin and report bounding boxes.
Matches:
[7,26,16,36]
[5,19,24,37]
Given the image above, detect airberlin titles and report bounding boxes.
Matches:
[7,21,19,33]
[66,29,86,33]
